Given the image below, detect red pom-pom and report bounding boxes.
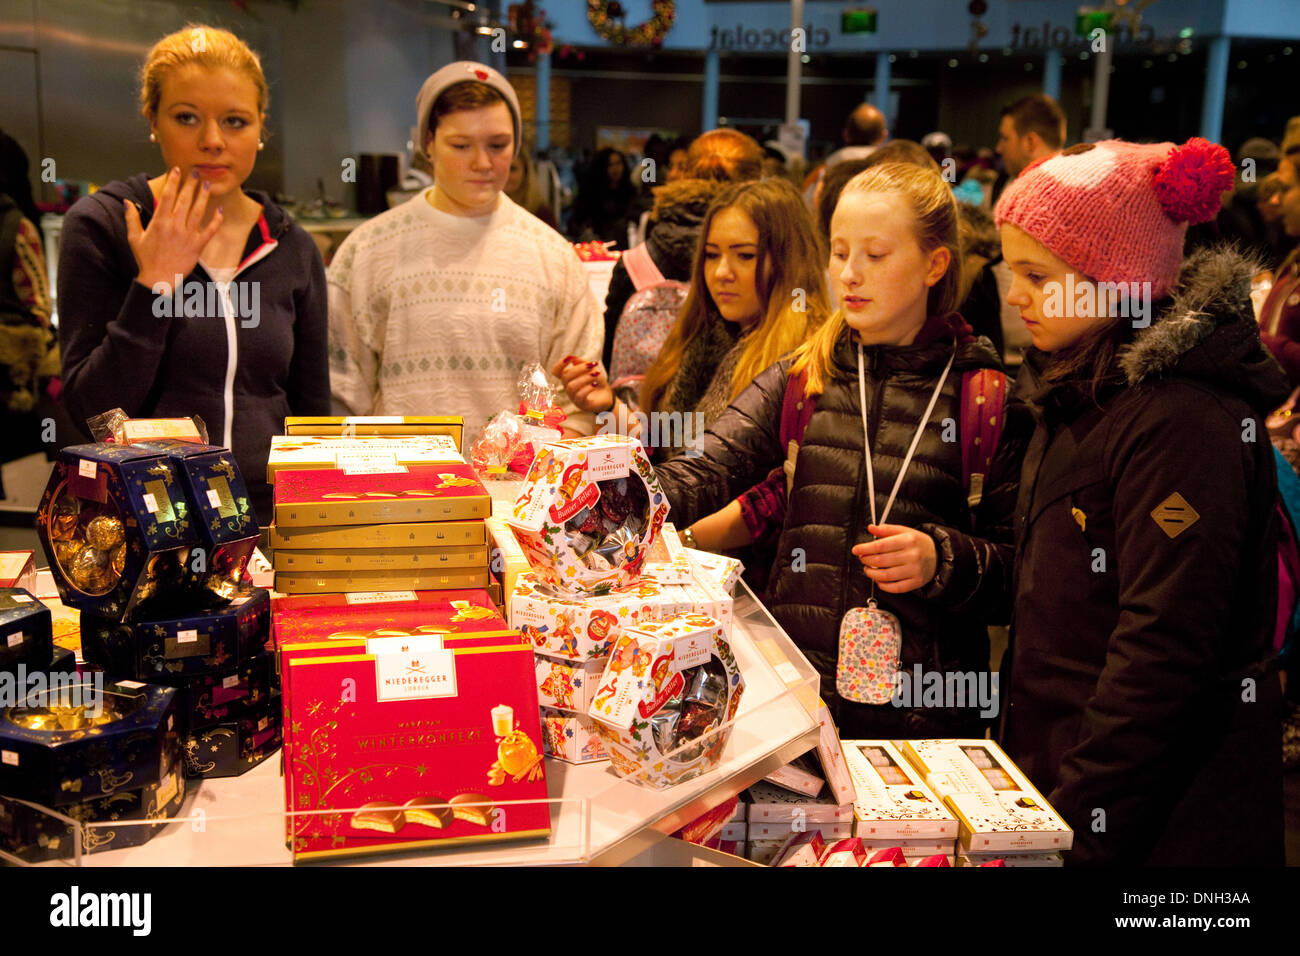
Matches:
[1153,137,1235,224]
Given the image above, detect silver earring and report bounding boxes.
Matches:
[257,141,264,150]
[149,132,157,143]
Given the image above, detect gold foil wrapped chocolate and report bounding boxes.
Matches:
[69,546,110,592]
[110,543,126,577]
[85,515,124,550]
[7,698,124,731]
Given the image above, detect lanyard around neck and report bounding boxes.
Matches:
[857,339,956,528]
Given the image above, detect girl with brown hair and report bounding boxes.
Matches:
[557,176,830,461]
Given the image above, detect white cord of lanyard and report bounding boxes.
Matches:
[857,337,957,546]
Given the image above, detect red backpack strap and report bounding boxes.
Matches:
[960,368,1007,511]
[779,367,815,451]
[622,243,664,291]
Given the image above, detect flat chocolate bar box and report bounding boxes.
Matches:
[273,464,490,528]
[0,680,179,807]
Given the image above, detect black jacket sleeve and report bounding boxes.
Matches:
[602,257,634,369]
[654,361,788,528]
[1050,385,1262,865]
[286,235,332,416]
[918,391,1031,623]
[57,193,174,430]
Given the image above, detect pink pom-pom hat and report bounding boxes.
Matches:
[994,138,1234,298]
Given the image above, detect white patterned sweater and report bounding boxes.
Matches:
[327,191,602,445]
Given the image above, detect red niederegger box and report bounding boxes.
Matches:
[284,640,550,861]
[273,464,490,528]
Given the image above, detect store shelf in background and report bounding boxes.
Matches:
[19,583,819,867]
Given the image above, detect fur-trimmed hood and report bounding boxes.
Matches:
[1118,245,1288,413]
[1020,246,1289,417]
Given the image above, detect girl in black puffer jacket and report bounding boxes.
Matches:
[656,163,1031,739]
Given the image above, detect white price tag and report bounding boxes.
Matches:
[10,595,32,604]
[142,493,159,514]
[155,771,178,809]
[673,632,712,670]
[206,488,223,508]
[177,629,198,644]
[257,717,269,732]
[78,459,96,479]
[6,633,22,648]
[1,750,17,767]
[116,680,145,689]
[222,675,240,689]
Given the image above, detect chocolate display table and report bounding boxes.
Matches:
[11,582,819,867]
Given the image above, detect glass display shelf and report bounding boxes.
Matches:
[7,582,820,867]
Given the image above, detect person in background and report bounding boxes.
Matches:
[599,129,763,368]
[569,147,642,249]
[802,102,889,209]
[328,62,601,447]
[0,130,59,492]
[991,94,1066,205]
[1259,154,1300,385]
[997,139,1286,865]
[1186,137,1281,264]
[559,177,829,462]
[666,138,691,183]
[654,163,1026,738]
[505,149,558,231]
[57,25,329,523]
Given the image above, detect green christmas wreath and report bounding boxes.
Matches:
[587,0,675,48]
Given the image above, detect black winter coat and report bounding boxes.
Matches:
[656,318,1031,736]
[1001,248,1289,866]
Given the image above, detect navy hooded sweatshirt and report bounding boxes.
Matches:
[57,174,330,524]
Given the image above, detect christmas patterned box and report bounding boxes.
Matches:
[899,739,1073,854]
[267,434,463,483]
[0,551,36,593]
[156,651,279,731]
[539,707,607,764]
[644,524,693,584]
[274,568,490,594]
[0,680,179,807]
[510,571,669,661]
[80,589,271,679]
[0,764,186,861]
[744,781,855,824]
[283,415,464,446]
[587,614,744,790]
[506,435,668,597]
[130,440,259,601]
[682,547,743,594]
[844,740,959,842]
[274,464,490,528]
[273,544,488,572]
[956,849,1064,867]
[182,691,282,778]
[37,444,202,621]
[749,819,854,841]
[0,589,54,672]
[270,520,485,550]
[284,638,549,861]
[534,654,605,713]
